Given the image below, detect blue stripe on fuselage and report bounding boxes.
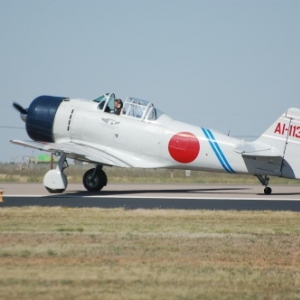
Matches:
[202,128,235,174]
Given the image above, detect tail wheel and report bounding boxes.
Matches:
[264,187,272,195]
[256,175,272,195]
[83,168,107,192]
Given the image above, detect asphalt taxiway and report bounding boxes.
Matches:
[1,183,300,211]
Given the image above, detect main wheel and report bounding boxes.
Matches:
[264,187,272,195]
[43,170,68,193]
[83,168,107,192]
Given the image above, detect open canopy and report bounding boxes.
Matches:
[93,93,164,121]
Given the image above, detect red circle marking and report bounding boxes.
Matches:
[168,132,200,163]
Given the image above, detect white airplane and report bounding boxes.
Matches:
[11,92,300,194]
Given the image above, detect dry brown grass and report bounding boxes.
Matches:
[1,162,300,185]
[0,207,300,299]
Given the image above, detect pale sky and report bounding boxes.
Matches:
[1,0,300,162]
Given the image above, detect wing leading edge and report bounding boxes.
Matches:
[10,139,169,168]
[10,139,131,167]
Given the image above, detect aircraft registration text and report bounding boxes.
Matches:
[274,122,300,138]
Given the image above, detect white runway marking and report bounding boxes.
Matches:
[4,194,300,201]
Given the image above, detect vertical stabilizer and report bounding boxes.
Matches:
[257,108,300,179]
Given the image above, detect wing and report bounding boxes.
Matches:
[10,139,131,167]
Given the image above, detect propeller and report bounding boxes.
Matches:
[13,102,28,122]
[13,102,27,115]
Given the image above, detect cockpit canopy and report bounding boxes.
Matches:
[93,93,163,121]
[93,93,115,112]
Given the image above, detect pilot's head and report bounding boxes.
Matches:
[115,99,122,109]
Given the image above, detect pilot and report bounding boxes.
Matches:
[114,99,123,115]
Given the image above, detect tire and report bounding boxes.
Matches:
[83,168,107,192]
[264,187,272,195]
[45,187,66,193]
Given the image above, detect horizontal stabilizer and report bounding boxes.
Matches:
[234,141,282,157]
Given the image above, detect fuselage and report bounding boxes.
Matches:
[51,97,250,175]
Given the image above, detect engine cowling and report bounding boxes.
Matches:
[26,95,65,142]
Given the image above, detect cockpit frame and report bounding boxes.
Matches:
[93,93,163,121]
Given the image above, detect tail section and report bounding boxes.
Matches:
[259,108,300,146]
[276,108,300,179]
[235,108,300,179]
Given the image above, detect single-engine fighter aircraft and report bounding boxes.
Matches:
[11,93,300,194]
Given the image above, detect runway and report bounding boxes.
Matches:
[1,183,300,211]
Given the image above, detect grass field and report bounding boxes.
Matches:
[0,207,300,299]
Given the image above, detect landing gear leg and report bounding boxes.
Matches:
[256,175,272,195]
[43,154,68,193]
[83,165,107,192]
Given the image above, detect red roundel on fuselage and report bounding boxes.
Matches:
[168,132,200,163]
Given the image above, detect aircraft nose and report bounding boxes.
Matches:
[25,95,65,142]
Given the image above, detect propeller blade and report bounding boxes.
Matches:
[13,102,27,115]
